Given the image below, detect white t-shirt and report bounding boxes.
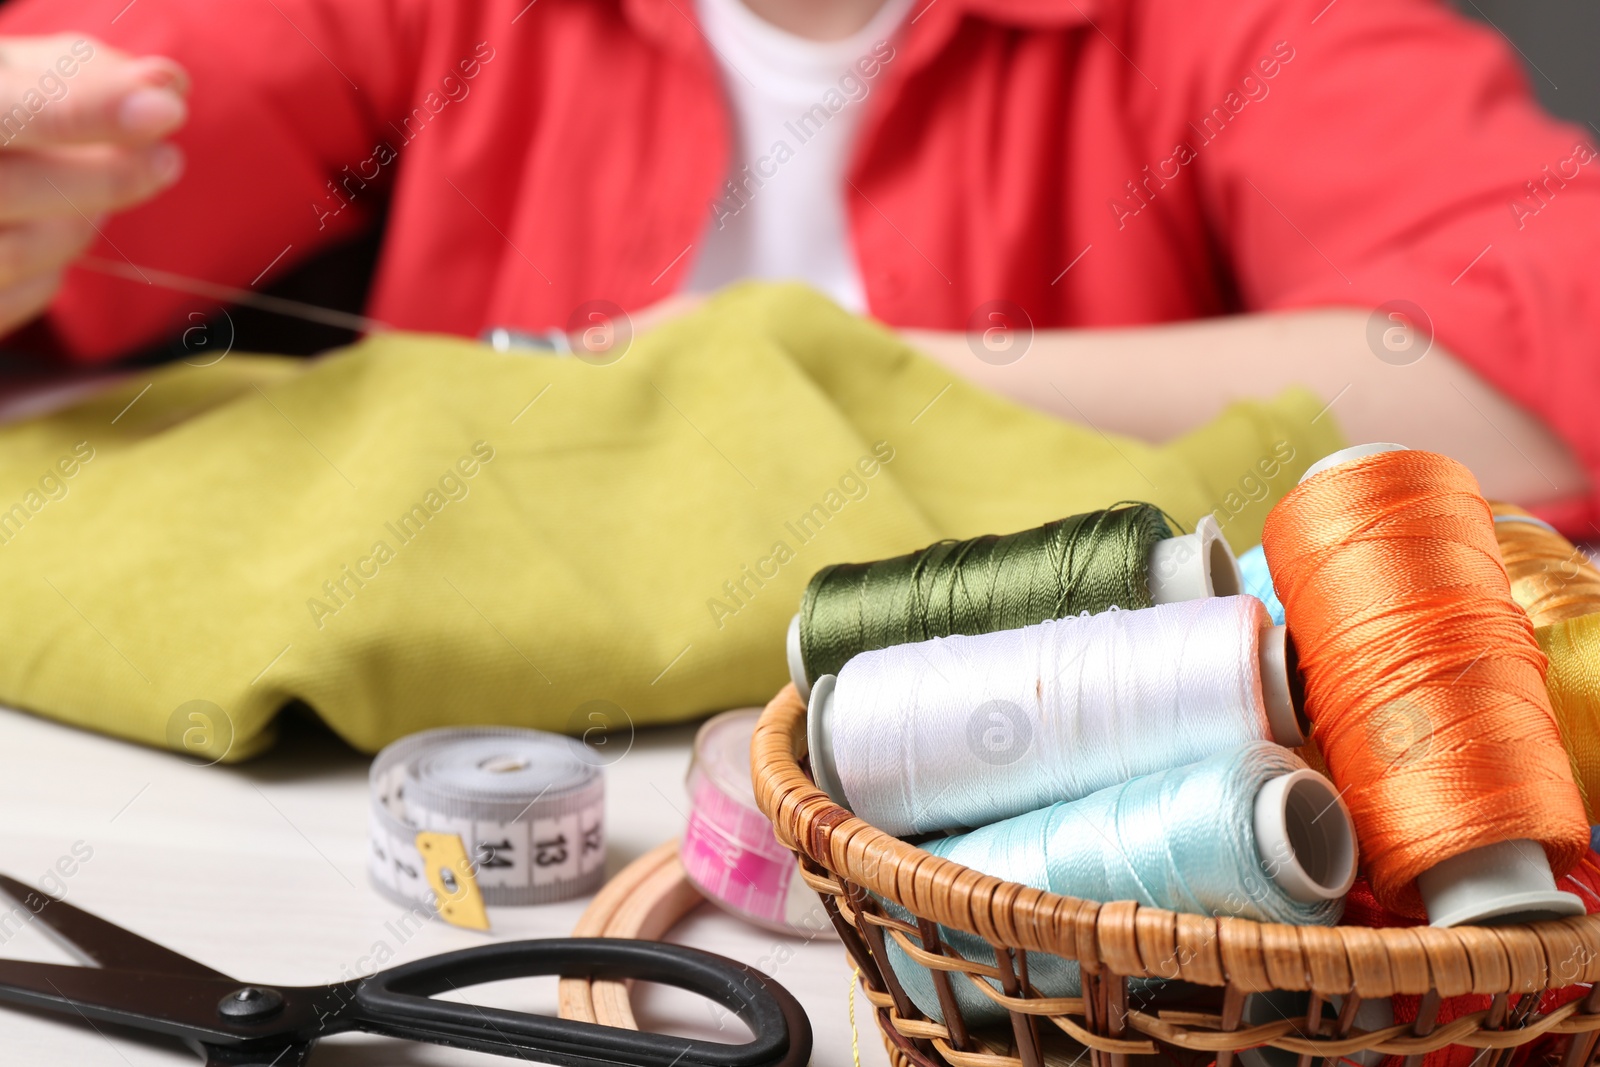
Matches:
[686,0,913,313]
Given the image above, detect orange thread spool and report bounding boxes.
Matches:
[1491,502,1600,626]
[1263,448,1588,919]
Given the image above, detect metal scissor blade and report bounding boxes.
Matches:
[0,957,266,1044]
[0,957,174,1021]
[0,874,231,980]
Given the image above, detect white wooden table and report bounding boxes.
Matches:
[0,705,889,1067]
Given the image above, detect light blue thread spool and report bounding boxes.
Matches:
[1239,544,1285,625]
[881,742,1355,1025]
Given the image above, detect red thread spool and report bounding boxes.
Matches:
[1263,444,1588,923]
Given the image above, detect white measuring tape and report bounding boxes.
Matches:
[369,728,606,910]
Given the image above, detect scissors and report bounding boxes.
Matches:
[0,874,811,1067]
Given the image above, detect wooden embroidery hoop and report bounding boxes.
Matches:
[558,839,704,1028]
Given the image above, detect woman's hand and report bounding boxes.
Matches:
[0,35,189,334]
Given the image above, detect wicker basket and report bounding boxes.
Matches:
[752,684,1600,1067]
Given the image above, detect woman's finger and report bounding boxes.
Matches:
[0,141,182,223]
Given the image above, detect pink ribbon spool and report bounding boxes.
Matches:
[681,710,834,938]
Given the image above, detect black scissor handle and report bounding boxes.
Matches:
[353,938,811,1067]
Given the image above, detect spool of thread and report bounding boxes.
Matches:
[808,594,1305,836]
[681,710,834,937]
[1491,502,1600,626]
[1534,617,1600,823]
[1238,544,1286,625]
[883,742,1356,1025]
[786,505,1242,699]
[1485,503,1600,823]
[1263,443,1589,925]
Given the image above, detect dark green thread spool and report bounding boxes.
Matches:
[786,504,1241,698]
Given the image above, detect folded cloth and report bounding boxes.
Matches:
[0,283,1342,760]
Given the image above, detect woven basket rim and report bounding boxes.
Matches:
[751,683,1600,999]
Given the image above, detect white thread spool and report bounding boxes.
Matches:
[807,594,1305,837]
[787,514,1243,700]
[1295,443,1584,927]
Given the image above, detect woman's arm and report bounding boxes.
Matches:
[902,307,1589,506]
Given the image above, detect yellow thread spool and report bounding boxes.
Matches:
[1493,503,1600,822]
[1536,617,1600,822]
[1492,502,1600,626]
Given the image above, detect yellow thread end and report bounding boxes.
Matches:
[849,965,862,1067]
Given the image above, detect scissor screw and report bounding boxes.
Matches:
[217,986,284,1021]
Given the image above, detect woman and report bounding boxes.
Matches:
[0,0,1593,515]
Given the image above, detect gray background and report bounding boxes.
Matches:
[1452,0,1599,131]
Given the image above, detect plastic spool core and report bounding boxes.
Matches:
[1148,514,1242,603]
[1253,770,1357,903]
[786,614,810,701]
[1417,839,1585,927]
[1298,441,1409,484]
[1493,513,1560,535]
[1298,443,1585,926]
[1257,625,1306,746]
[806,674,849,809]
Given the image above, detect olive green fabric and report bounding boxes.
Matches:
[0,284,1341,760]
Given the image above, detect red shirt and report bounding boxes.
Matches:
[4,0,1600,519]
